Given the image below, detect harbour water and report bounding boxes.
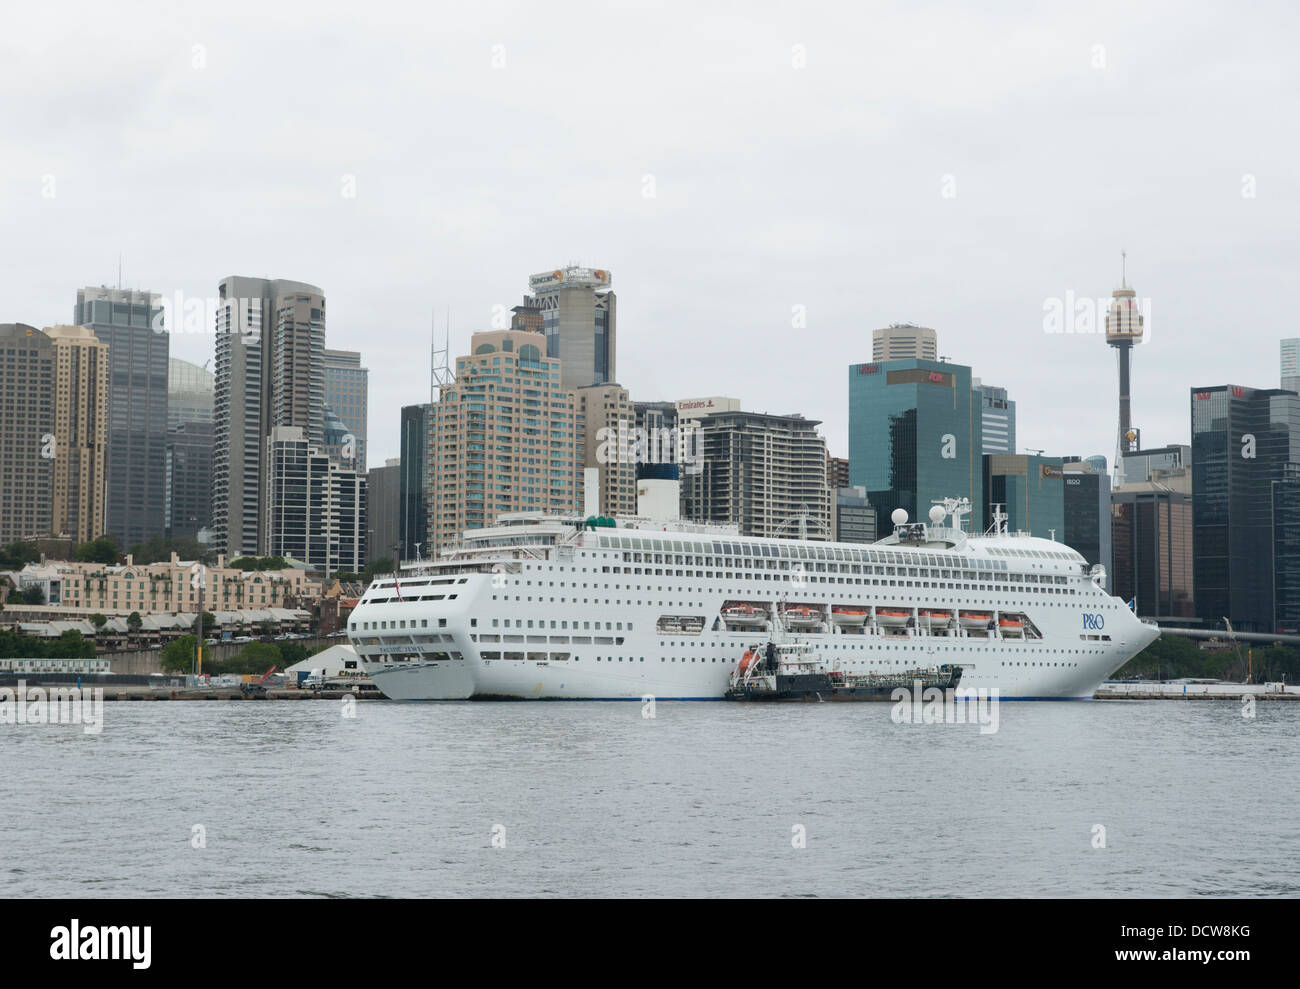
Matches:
[4,699,1298,898]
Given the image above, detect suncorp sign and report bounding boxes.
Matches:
[528,267,612,290]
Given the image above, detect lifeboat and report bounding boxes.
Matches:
[874,608,911,627]
[738,649,757,675]
[918,609,954,625]
[999,616,1025,637]
[722,604,768,625]
[830,606,868,626]
[781,605,824,627]
[958,611,993,629]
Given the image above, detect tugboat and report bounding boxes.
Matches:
[724,614,963,701]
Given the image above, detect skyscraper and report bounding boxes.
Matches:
[872,324,938,362]
[165,358,214,543]
[427,330,583,554]
[849,358,984,528]
[1281,339,1300,394]
[973,379,1017,454]
[0,324,55,544]
[45,325,109,546]
[211,276,325,558]
[167,358,213,429]
[524,266,615,389]
[1062,459,1112,586]
[1110,483,1193,619]
[982,454,1065,537]
[366,458,401,566]
[323,348,368,470]
[74,286,169,548]
[1191,384,1300,632]
[399,403,430,562]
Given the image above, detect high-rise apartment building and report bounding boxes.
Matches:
[367,458,401,566]
[74,286,169,548]
[45,325,109,546]
[577,383,637,517]
[427,330,583,554]
[0,324,55,544]
[973,379,1017,454]
[524,266,615,389]
[1191,385,1300,632]
[681,411,831,539]
[323,348,368,470]
[872,324,938,362]
[211,276,325,558]
[400,403,431,562]
[827,455,851,491]
[849,358,984,529]
[263,425,365,573]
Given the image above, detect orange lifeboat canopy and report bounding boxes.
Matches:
[739,650,756,675]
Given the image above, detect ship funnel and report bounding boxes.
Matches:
[637,463,681,521]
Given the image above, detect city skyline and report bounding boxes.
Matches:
[4,3,1296,474]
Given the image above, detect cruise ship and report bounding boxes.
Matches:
[347,498,1161,700]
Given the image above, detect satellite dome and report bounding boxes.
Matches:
[928,505,946,524]
[891,508,908,525]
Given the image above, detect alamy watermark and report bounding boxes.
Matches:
[1042,291,1152,339]
[890,683,1000,734]
[595,421,703,474]
[0,681,104,735]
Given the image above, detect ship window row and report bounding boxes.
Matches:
[355,617,451,630]
[485,618,631,631]
[590,559,1071,585]
[597,535,1019,569]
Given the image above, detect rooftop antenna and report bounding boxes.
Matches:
[117,254,122,290]
[1121,249,1127,289]
[431,308,454,403]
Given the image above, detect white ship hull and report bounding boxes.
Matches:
[348,515,1160,701]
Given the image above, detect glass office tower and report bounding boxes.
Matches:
[849,359,983,531]
[1191,385,1300,632]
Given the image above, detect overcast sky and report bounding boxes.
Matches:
[3,1,1297,471]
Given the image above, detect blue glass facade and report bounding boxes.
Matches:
[983,454,1064,538]
[1191,385,1300,632]
[848,359,983,530]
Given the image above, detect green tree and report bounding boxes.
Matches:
[160,634,196,674]
[51,629,95,659]
[0,540,40,569]
[89,613,108,631]
[228,640,281,674]
[194,611,218,640]
[127,535,213,565]
[20,585,46,605]
[74,536,120,564]
[229,556,289,572]
[279,641,308,667]
[126,611,143,631]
